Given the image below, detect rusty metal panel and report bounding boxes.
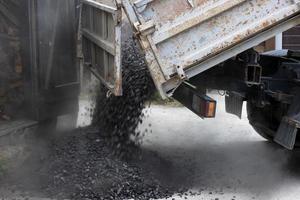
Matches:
[81,0,122,95]
[122,0,300,97]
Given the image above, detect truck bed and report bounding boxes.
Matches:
[123,0,300,97]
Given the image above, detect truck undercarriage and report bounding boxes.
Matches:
[173,49,300,149]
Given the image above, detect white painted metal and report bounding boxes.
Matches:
[122,0,300,97]
[84,0,300,97]
[82,0,117,13]
[275,33,283,50]
[80,0,122,96]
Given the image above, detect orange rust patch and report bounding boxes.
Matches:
[150,0,190,23]
[194,0,209,7]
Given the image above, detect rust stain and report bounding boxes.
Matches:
[194,0,209,7]
[150,0,190,23]
[186,18,278,68]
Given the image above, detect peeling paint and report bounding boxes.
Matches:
[125,0,300,96]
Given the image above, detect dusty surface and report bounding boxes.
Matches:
[1,95,300,200]
[0,125,182,200]
[138,95,300,200]
[77,94,300,200]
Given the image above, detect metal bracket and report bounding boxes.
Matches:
[175,66,187,80]
[137,20,155,36]
[283,116,300,128]
[238,49,262,85]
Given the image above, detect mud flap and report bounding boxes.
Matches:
[274,92,300,150]
[225,92,244,119]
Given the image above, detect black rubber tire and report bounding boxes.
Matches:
[246,102,276,141]
[247,102,300,147]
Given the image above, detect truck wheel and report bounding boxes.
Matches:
[247,102,300,147]
[246,102,276,141]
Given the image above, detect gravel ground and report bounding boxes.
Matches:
[139,96,300,200]
[0,126,186,200]
[3,98,300,200]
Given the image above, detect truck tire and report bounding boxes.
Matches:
[247,102,300,147]
[246,102,276,141]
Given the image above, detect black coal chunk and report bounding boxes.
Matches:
[92,38,155,157]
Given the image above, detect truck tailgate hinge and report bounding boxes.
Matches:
[175,66,188,80]
[136,20,155,36]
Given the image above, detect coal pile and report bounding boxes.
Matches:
[40,128,175,200]
[92,38,155,157]
[0,127,176,200]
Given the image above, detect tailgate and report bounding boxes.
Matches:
[81,0,122,95]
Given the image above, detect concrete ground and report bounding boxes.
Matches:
[138,95,300,200]
[1,95,300,200]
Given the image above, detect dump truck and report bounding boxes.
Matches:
[1,0,300,150]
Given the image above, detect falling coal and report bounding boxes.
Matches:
[92,38,155,157]
[0,37,187,200]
